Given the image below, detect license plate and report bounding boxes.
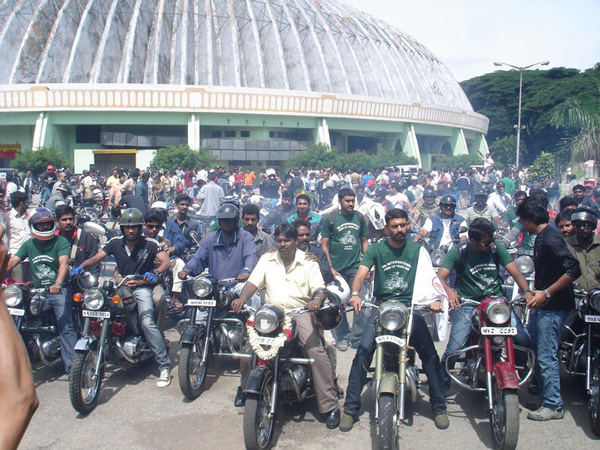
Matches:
[82,310,110,319]
[481,327,517,336]
[375,335,405,346]
[187,299,217,307]
[255,336,276,345]
[8,308,25,316]
[585,315,600,323]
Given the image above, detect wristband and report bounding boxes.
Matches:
[351,292,360,296]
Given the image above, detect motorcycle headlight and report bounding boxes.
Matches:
[515,255,534,275]
[486,299,511,325]
[254,307,281,334]
[29,295,47,316]
[379,301,408,332]
[84,288,105,311]
[193,276,213,297]
[3,285,23,307]
[430,249,446,267]
[506,276,515,286]
[590,289,600,313]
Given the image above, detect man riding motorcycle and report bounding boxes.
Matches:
[411,186,438,227]
[413,194,467,250]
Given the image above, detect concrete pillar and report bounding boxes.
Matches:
[32,112,51,150]
[399,124,421,166]
[187,113,201,150]
[315,118,331,147]
[451,128,469,156]
[473,132,489,159]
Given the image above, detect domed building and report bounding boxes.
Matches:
[0,0,488,173]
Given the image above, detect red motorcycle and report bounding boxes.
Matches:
[444,297,534,450]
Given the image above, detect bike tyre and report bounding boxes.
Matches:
[178,340,209,400]
[490,387,519,450]
[69,349,103,415]
[589,353,600,436]
[377,393,398,450]
[243,371,275,450]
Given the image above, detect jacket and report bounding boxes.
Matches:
[429,212,465,249]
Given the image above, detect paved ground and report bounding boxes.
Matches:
[19,325,600,450]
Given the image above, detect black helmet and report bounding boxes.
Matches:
[375,186,387,198]
[423,187,436,198]
[548,181,559,191]
[439,194,456,206]
[217,203,239,220]
[313,300,343,330]
[119,208,144,227]
[570,207,597,227]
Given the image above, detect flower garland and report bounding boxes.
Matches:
[246,314,292,361]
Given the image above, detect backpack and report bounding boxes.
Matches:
[328,210,367,236]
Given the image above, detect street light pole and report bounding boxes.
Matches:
[493,60,550,170]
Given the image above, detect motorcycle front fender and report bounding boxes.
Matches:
[74,335,98,351]
[179,324,204,345]
[377,371,399,396]
[244,366,268,395]
[492,361,520,390]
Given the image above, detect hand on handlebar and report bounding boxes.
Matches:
[429,300,443,312]
[143,271,158,283]
[231,298,245,314]
[70,266,83,277]
[350,295,362,313]
[307,298,322,312]
[177,271,188,280]
[447,290,461,310]
[236,273,249,282]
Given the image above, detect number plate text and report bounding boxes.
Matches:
[481,327,517,336]
[187,299,217,307]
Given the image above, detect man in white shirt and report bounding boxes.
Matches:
[197,171,224,219]
[386,182,410,212]
[407,176,424,203]
[197,166,208,182]
[6,191,31,282]
[4,173,18,204]
[487,181,512,215]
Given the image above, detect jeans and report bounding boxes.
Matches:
[528,309,568,409]
[133,287,171,371]
[333,268,366,346]
[41,186,51,205]
[441,305,531,389]
[344,308,446,416]
[47,291,78,373]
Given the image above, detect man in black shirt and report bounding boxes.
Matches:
[74,208,172,387]
[516,197,581,421]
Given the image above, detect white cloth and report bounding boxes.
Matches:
[7,208,31,255]
[197,181,224,216]
[386,192,410,211]
[487,192,511,215]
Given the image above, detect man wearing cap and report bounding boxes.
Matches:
[411,187,439,227]
[465,188,502,227]
[41,165,57,206]
[487,181,512,215]
[565,207,600,290]
[413,195,467,250]
[45,183,71,213]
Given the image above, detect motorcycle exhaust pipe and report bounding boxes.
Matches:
[33,335,61,367]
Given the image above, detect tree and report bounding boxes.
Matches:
[434,154,483,170]
[151,145,214,171]
[489,135,527,166]
[527,151,556,182]
[285,143,340,170]
[11,146,70,176]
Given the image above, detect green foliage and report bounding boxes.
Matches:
[285,143,339,170]
[489,135,527,166]
[527,151,556,182]
[11,146,70,176]
[373,149,419,170]
[151,145,214,171]
[461,64,600,164]
[433,154,483,170]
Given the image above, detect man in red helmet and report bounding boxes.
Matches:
[41,165,57,206]
[5,207,77,374]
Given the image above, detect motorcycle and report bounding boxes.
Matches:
[559,287,600,435]
[503,255,535,324]
[176,273,250,399]
[444,297,535,450]
[69,274,154,414]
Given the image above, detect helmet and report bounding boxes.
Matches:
[119,208,144,227]
[313,301,343,330]
[367,202,386,231]
[423,187,436,198]
[548,181,559,191]
[439,194,456,206]
[375,186,388,198]
[151,201,168,211]
[324,275,351,304]
[474,187,488,197]
[570,208,597,226]
[496,181,505,188]
[216,203,239,220]
[56,182,70,193]
[266,168,276,177]
[47,164,54,171]
[28,207,56,241]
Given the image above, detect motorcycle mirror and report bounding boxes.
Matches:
[458,226,468,234]
[83,221,106,237]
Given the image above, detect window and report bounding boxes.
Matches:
[211,130,223,138]
[240,130,250,138]
[76,125,101,144]
[224,130,236,137]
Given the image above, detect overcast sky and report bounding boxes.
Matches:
[342,0,600,81]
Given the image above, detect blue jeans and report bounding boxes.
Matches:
[528,309,568,409]
[441,305,531,389]
[134,287,171,371]
[344,308,446,416]
[47,291,78,373]
[41,186,51,205]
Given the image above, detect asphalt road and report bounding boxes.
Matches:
[19,324,600,450]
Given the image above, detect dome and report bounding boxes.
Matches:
[0,0,472,111]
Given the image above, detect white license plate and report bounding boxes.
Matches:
[82,310,110,319]
[375,335,405,346]
[187,299,217,307]
[481,327,517,336]
[255,336,277,345]
[8,308,25,316]
[585,315,600,323]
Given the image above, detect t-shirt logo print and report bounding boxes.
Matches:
[383,272,408,293]
[339,230,358,246]
[35,264,56,283]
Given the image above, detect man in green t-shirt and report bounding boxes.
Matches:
[321,187,369,350]
[437,217,533,392]
[339,208,449,432]
[6,207,77,374]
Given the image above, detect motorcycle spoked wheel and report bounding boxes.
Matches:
[69,348,104,415]
[589,353,600,436]
[178,339,209,400]
[244,370,276,450]
[377,393,398,450]
[490,382,519,450]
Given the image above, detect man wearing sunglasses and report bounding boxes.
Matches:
[413,194,467,250]
[437,218,533,393]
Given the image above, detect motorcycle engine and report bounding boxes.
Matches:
[280,364,309,393]
[217,323,244,352]
[39,336,61,360]
[123,336,144,358]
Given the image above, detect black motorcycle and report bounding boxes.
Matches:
[559,287,600,435]
[177,274,249,399]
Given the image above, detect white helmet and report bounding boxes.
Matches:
[151,201,168,211]
[324,275,351,304]
[367,202,386,231]
[266,168,276,177]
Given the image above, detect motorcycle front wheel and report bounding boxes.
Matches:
[377,393,398,450]
[243,370,275,450]
[69,348,103,415]
[490,384,519,450]
[589,353,600,436]
[178,339,209,400]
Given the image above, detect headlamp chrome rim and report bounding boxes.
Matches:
[3,285,23,307]
[254,307,281,334]
[515,255,534,275]
[486,299,511,325]
[192,276,213,298]
[589,289,600,313]
[83,288,105,311]
[379,301,408,332]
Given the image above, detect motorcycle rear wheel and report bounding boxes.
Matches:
[589,353,600,436]
[243,371,275,450]
[377,393,398,450]
[179,340,209,400]
[69,349,103,415]
[490,385,519,450]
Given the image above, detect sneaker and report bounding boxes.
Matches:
[339,412,356,432]
[527,406,564,421]
[337,339,350,352]
[157,369,171,388]
[434,413,450,430]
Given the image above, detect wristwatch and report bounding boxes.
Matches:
[351,291,360,296]
[544,289,551,299]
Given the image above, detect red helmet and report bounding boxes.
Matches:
[47,165,55,171]
[28,207,56,241]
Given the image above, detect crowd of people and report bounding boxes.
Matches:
[1,158,599,448]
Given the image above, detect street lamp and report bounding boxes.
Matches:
[493,60,550,170]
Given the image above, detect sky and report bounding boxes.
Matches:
[342,0,600,81]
